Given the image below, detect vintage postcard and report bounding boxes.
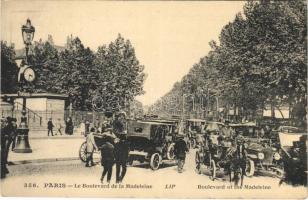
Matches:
[1,0,307,199]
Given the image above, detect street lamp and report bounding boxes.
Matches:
[21,19,35,63]
[14,19,35,153]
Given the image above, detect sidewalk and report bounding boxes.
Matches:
[29,129,84,139]
[8,136,85,165]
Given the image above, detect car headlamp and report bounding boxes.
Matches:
[258,152,264,160]
[274,152,281,160]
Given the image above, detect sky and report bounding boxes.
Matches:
[1,1,245,106]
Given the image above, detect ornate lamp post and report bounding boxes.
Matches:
[14,19,35,153]
[22,19,35,63]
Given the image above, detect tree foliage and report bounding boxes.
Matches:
[3,34,146,112]
[1,41,18,93]
[95,34,146,112]
[150,0,307,122]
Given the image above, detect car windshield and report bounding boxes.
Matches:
[206,123,220,131]
[280,126,301,133]
[234,126,259,138]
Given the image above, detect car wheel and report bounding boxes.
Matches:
[245,159,255,177]
[150,153,161,170]
[209,159,216,180]
[167,143,175,160]
[79,141,87,162]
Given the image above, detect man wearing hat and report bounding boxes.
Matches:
[47,118,54,136]
[114,133,130,183]
[112,111,127,138]
[174,134,189,173]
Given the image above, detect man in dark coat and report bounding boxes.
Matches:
[114,133,130,183]
[10,118,18,151]
[174,134,189,173]
[1,118,9,178]
[100,137,115,183]
[47,118,54,136]
[112,111,127,137]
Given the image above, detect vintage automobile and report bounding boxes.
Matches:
[230,122,283,178]
[195,128,253,187]
[127,120,177,170]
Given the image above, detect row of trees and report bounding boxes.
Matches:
[149,0,307,124]
[1,34,146,113]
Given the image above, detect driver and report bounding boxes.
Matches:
[113,111,127,138]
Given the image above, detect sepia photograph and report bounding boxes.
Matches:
[0,0,307,198]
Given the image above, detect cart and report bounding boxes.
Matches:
[79,133,112,162]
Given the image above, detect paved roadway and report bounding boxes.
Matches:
[1,149,306,198]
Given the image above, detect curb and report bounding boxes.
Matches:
[8,157,80,166]
[29,136,84,140]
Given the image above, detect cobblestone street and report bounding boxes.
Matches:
[1,147,306,198]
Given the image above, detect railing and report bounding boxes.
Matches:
[13,101,42,126]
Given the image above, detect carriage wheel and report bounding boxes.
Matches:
[245,159,255,177]
[150,153,161,170]
[209,159,216,180]
[195,152,201,174]
[79,141,87,162]
[167,144,175,160]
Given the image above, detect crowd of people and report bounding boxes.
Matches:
[1,117,18,179]
[47,117,74,136]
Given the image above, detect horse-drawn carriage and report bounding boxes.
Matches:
[195,125,254,187]
[79,132,115,162]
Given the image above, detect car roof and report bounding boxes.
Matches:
[230,122,258,127]
[187,119,206,122]
[134,120,171,126]
[207,121,224,125]
[279,126,299,129]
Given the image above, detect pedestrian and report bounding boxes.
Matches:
[114,133,130,183]
[47,118,54,136]
[10,118,18,151]
[65,117,74,135]
[1,117,9,178]
[85,128,98,167]
[56,118,63,135]
[79,121,85,136]
[100,137,115,183]
[85,120,90,135]
[174,134,188,173]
